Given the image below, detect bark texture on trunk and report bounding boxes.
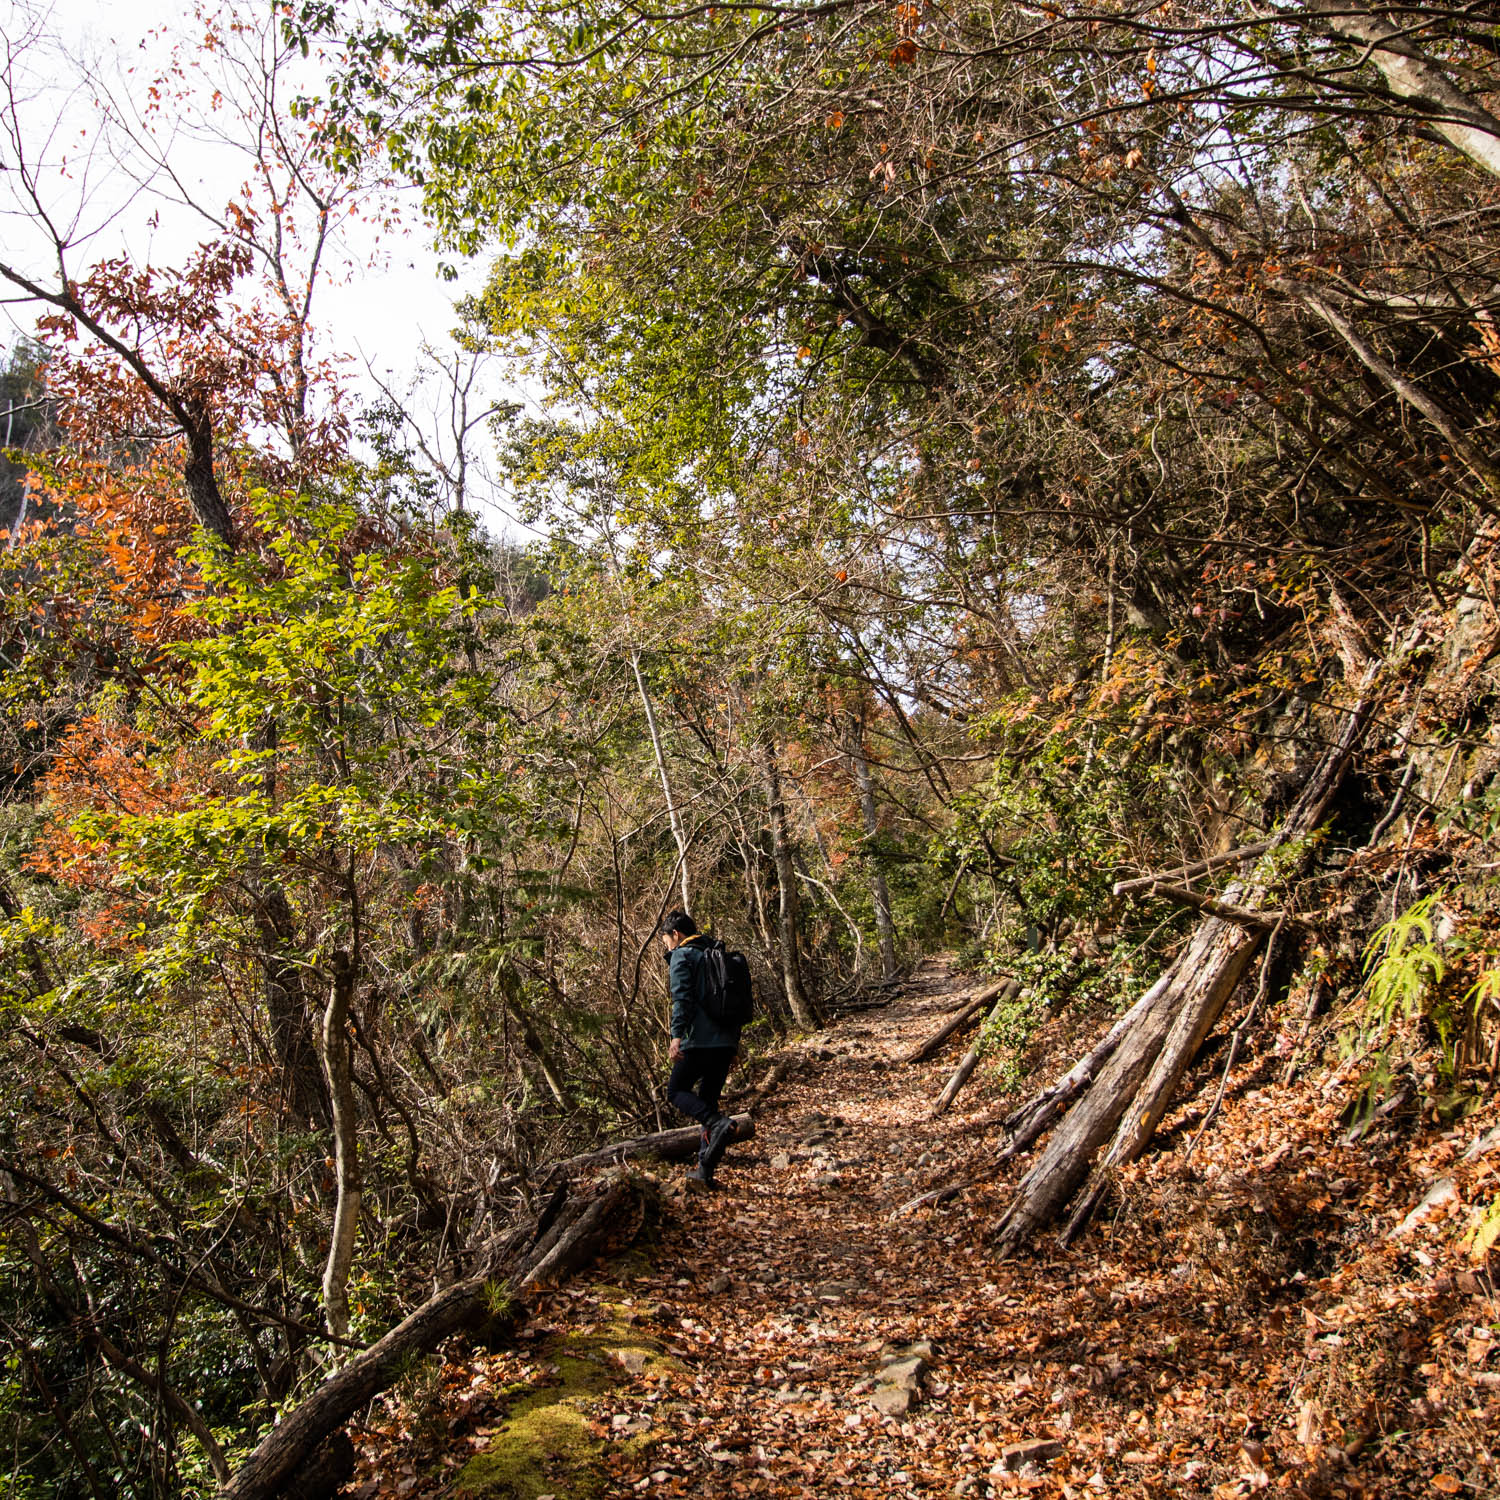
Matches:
[992,953,1189,1253]
[181,413,238,549]
[1062,924,1259,1242]
[1314,1,1500,182]
[995,978,1164,1163]
[221,1178,641,1500]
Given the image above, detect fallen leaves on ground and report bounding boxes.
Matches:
[350,960,1498,1498]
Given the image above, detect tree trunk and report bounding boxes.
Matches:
[181,414,238,550]
[846,710,898,981]
[1314,1,1500,182]
[758,741,817,1027]
[1061,923,1261,1242]
[259,941,329,1127]
[220,1178,640,1500]
[991,949,1192,1253]
[992,686,1378,1252]
[280,1434,354,1500]
[315,952,361,1343]
[995,975,1167,1163]
[904,981,1009,1064]
[932,980,1020,1116]
[631,650,691,912]
[250,717,328,1127]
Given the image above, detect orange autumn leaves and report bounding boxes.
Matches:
[25,717,208,893]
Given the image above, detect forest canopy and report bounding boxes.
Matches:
[2,2,1499,1495]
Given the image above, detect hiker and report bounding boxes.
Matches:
[661,909,743,1190]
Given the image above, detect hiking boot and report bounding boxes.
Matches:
[701,1114,737,1173]
[684,1163,717,1193]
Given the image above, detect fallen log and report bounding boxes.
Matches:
[1111,839,1275,898]
[993,686,1376,1254]
[894,1178,973,1216]
[904,980,1009,1064]
[1132,881,1286,927]
[992,921,1251,1253]
[221,1176,642,1500]
[551,1114,755,1175]
[995,975,1168,1163]
[932,980,1021,1116]
[1058,922,1261,1243]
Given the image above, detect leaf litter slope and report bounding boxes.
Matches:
[352,961,1499,1499]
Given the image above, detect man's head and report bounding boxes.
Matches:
[660,909,697,952]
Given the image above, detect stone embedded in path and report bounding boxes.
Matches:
[866,1341,932,1417]
[869,1384,915,1417]
[996,1438,1064,1474]
[879,1356,926,1389]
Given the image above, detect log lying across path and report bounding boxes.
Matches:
[222,1176,645,1500]
[992,686,1377,1254]
[932,979,1021,1116]
[903,979,1010,1064]
[552,1114,755,1175]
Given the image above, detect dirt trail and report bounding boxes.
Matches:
[350,959,1500,1499]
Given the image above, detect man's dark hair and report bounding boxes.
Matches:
[661,909,698,937]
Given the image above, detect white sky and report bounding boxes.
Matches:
[0,0,536,533]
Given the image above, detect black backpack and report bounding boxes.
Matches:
[699,938,754,1027]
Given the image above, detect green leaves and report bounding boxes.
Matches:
[41,490,532,966]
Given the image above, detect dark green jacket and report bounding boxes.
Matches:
[669,936,742,1050]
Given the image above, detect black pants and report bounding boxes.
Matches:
[667,1047,736,1128]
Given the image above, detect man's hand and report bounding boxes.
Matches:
[668,1037,683,1063]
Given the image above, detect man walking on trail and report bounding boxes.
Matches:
[661,910,741,1191]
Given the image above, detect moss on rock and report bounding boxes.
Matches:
[454,1299,677,1499]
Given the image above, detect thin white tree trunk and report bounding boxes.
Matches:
[317,951,361,1343]
[631,650,691,912]
[1315,2,1500,182]
[759,740,817,1027]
